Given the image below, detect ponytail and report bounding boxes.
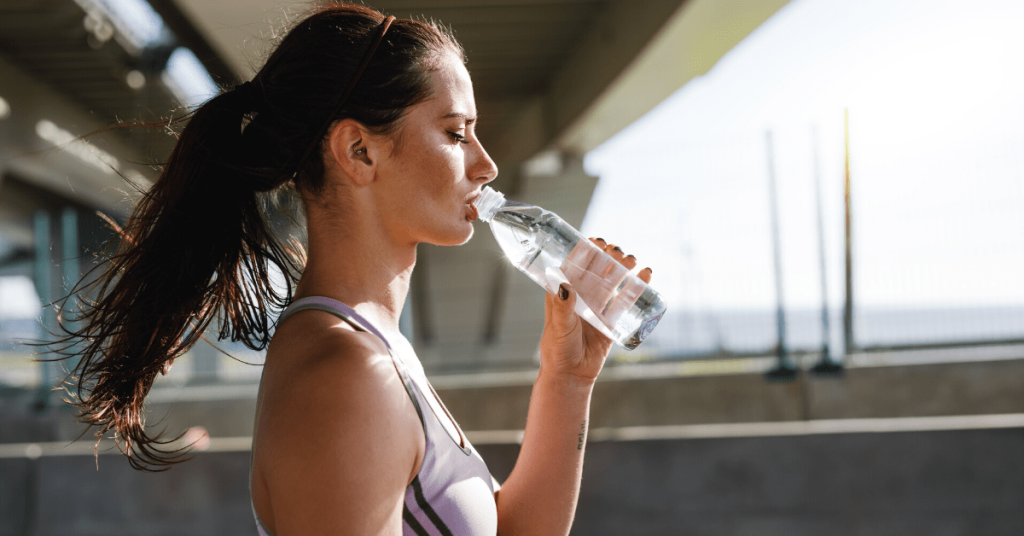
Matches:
[53,87,302,470]
[51,2,464,470]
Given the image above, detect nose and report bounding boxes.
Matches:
[470,138,498,184]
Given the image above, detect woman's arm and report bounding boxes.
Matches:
[494,337,595,536]
[495,240,651,535]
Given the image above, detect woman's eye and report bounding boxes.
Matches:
[448,131,469,144]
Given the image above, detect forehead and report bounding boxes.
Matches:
[424,52,475,116]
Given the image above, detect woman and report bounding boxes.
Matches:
[60,3,652,535]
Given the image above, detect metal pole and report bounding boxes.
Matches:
[810,126,843,376]
[842,109,855,357]
[33,210,53,408]
[61,207,79,371]
[764,131,797,380]
[61,207,79,293]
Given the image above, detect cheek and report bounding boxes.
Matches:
[429,147,464,189]
[447,148,467,181]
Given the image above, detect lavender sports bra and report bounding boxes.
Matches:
[253,296,499,536]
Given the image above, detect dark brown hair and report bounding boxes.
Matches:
[51,2,463,470]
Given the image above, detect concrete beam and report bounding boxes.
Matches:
[557,0,786,152]
[548,0,692,151]
[173,0,792,167]
[557,0,792,153]
[0,55,153,213]
[172,0,293,80]
[488,0,689,163]
[491,0,793,163]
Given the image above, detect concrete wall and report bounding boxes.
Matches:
[1,451,253,536]
[3,358,1022,534]
[483,428,1024,536]
[2,428,1020,536]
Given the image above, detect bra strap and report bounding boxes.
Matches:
[277,296,425,426]
[278,296,392,350]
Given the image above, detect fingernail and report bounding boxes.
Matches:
[558,284,569,301]
[613,246,623,253]
[626,254,635,260]
[595,237,605,243]
[645,267,653,274]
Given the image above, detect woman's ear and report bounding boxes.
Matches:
[327,119,375,186]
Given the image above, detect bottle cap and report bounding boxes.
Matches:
[473,186,506,222]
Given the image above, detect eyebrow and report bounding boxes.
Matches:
[441,112,477,124]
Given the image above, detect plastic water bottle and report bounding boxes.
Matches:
[473,186,667,350]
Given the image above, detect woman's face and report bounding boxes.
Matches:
[373,51,498,247]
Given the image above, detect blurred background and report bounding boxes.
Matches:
[1,0,1022,534]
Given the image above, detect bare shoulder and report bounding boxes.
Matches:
[263,311,406,411]
[253,310,424,535]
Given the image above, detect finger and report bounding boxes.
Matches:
[604,243,626,263]
[589,237,607,250]
[545,282,580,334]
[601,243,627,278]
[638,267,653,284]
[622,254,638,271]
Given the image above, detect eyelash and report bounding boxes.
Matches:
[448,132,469,145]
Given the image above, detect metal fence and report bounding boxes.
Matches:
[589,119,1024,367]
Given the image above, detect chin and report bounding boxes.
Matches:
[453,224,475,246]
[430,223,475,247]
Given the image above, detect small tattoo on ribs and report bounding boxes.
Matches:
[577,420,587,450]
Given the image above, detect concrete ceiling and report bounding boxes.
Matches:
[172,0,793,167]
[0,0,792,202]
[0,0,236,166]
[0,0,793,369]
[174,0,670,169]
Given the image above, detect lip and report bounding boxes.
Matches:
[466,192,481,222]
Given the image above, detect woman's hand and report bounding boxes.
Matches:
[501,238,652,535]
[538,237,653,383]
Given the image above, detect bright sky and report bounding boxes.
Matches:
[582,0,1024,312]
[0,276,42,319]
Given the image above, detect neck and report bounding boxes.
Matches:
[294,199,415,338]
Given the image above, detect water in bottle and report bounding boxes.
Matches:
[473,186,666,350]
